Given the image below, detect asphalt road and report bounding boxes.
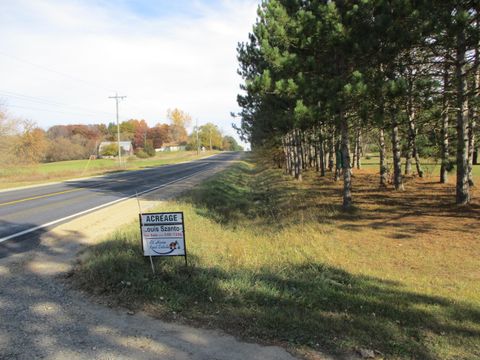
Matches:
[0,150,300,360]
[0,152,241,253]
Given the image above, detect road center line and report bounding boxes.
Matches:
[0,188,83,207]
[0,162,210,208]
[0,165,213,244]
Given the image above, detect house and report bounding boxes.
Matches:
[98,141,134,157]
[155,144,186,152]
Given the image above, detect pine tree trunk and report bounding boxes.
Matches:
[468,46,478,186]
[406,95,423,178]
[340,111,352,209]
[306,131,310,170]
[379,128,388,187]
[323,138,328,173]
[405,82,414,176]
[440,61,450,184]
[293,131,297,179]
[356,127,361,169]
[297,130,305,172]
[414,146,423,178]
[294,129,303,181]
[405,137,413,175]
[318,127,326,176]
[455,29,470,204]
[334,139,340,181]
[314,128,320,173]
[311,143,315,170]
[301,131,307,170]
[310,131,316,169]
[409,113,424,178]
[289,132,295,177]
[468,122,476,186]
[352,133,357,169]
[282,136,290,175]
[285,134,293,175]
[328,127,335,172]
[391,109,404,191]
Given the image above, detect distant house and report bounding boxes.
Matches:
[155,144,186,152]
[98,141,134,157]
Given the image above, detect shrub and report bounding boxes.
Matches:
[100,143,118,157]
[144,141,156,157]
[135,149,149,158]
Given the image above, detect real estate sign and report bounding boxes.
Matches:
[139,212,186,257]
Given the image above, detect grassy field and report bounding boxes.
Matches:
[0,151,219,189]
[72,155,480,360]
[360,153,480,179]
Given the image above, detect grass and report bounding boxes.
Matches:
[360,153,480,179]
[72,154,480,360]
[0,151,219,189]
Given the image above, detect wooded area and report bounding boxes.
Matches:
[235,0,479,207]
[0,107,242,165]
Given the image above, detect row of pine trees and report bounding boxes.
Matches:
[235,0,479,209]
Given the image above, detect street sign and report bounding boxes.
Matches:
[139,212,187,261]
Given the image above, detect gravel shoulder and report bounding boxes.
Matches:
[0,163,298,360]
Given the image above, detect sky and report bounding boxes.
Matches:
[0,0,259,146]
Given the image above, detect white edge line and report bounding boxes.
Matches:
[0,152,222,194]
[0,166,212,244]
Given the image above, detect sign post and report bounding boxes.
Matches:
[139,212,188,269]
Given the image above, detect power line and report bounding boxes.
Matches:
[0,53,183,124]
[0,52,173,125]
[0,90,114,118]
[6,104,112,119]
[0,51,117,93]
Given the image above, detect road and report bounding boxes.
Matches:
[0,152,241,255]
[0,150,299,360]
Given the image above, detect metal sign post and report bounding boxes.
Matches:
[136,192,156,274]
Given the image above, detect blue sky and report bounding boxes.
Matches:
[114,0,217,18]
[0,0,259,145]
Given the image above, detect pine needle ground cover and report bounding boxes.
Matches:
[72,156,480,360]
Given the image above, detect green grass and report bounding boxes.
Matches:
[72,155,480,360]
[360,153,480,179]
[0,151,219,189]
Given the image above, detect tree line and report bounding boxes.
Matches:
[0,107,242,165]
[235,0,479,208]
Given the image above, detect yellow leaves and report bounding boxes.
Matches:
[167,108,192,129]
[167,108,191,145]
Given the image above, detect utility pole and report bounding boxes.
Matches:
[109,93,127,166]
[209,127,212,151]
[196,118,199,155]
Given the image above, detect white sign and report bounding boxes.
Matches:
[141,213,183,225]
[140,212,186,257]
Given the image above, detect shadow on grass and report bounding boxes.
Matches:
[72,237,480,360]
[226,165,480,239]
[181,160,341,229]
[186,157,480,239]
[3,227,284,360]
[71,157,480,359]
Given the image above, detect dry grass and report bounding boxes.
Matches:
[0,151,219,189]
[304,168,480,302]
[72,156,480,360]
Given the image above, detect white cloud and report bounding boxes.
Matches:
[0,0,258,144]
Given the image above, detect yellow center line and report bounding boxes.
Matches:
[0,188,84,207]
